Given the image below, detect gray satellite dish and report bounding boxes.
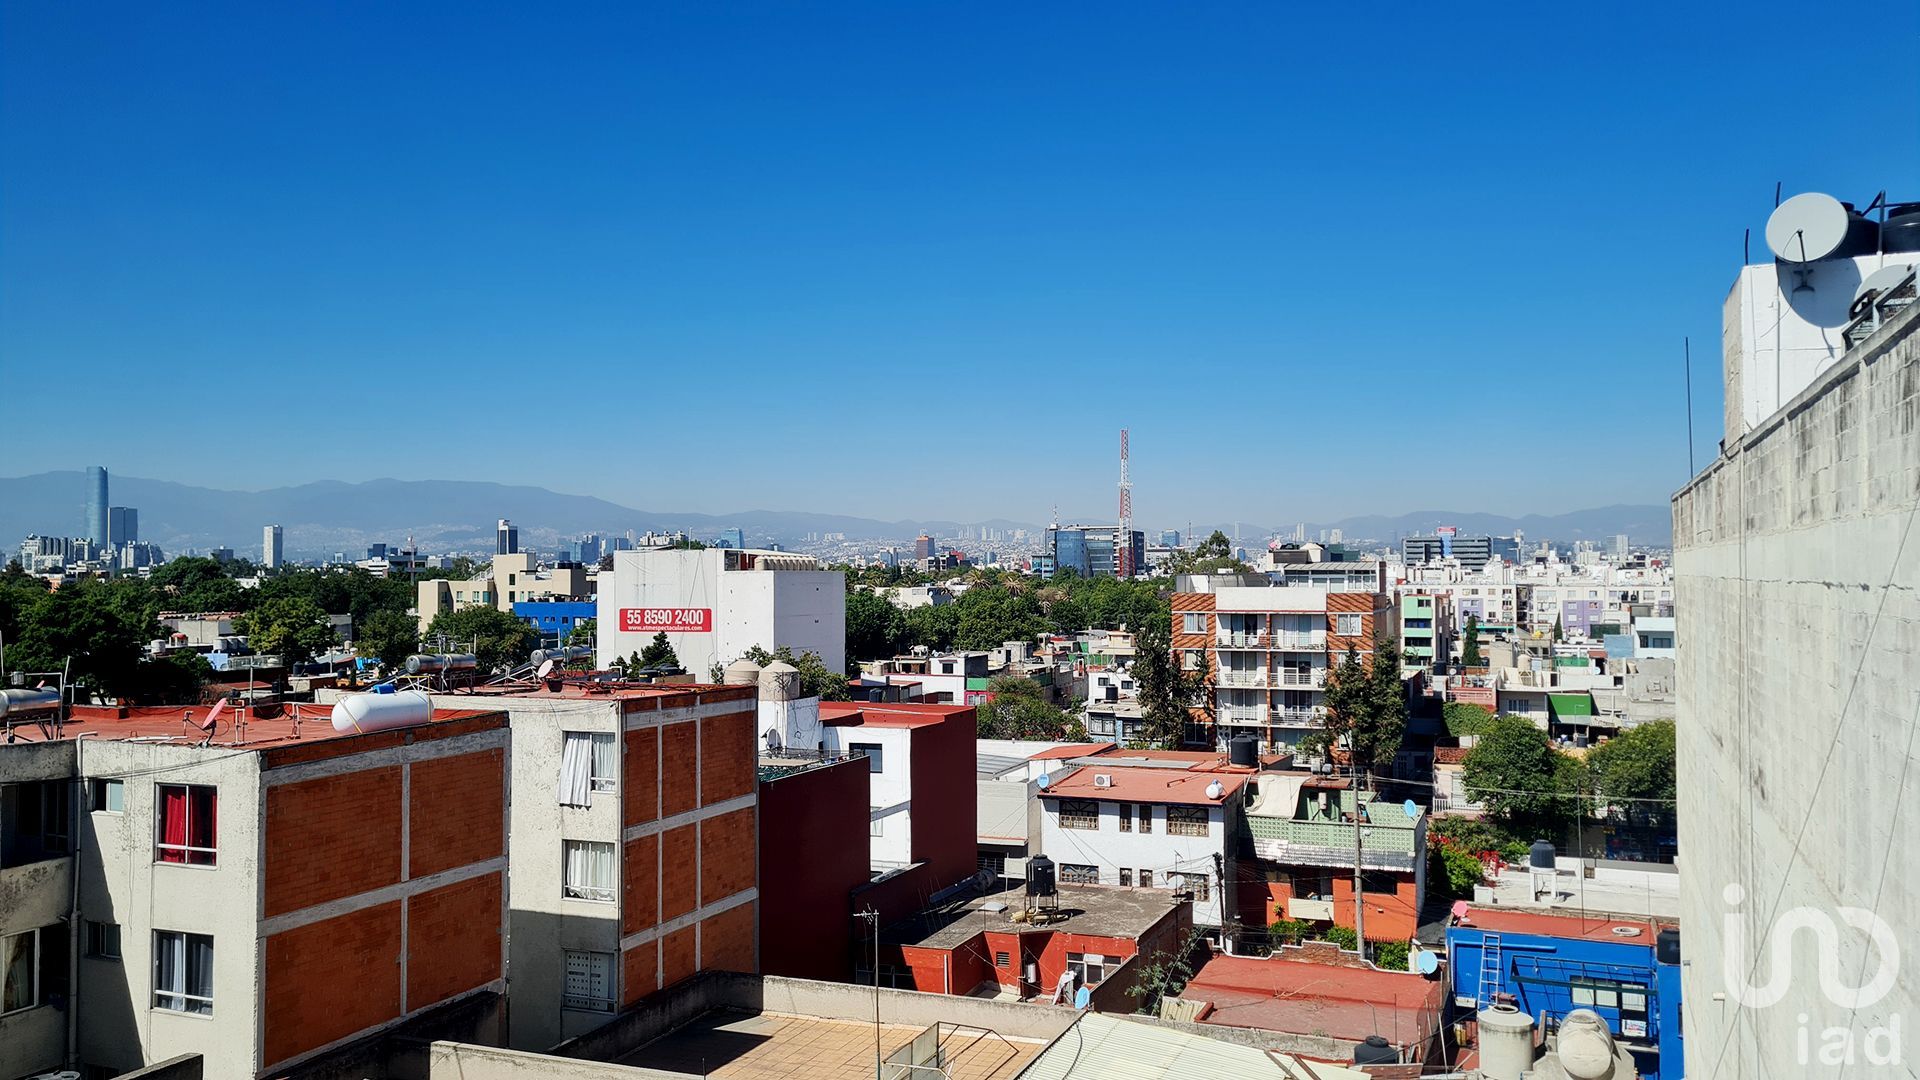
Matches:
[1767,193,1850,263]
[1853,263,1916,310]
[535,659,556,680]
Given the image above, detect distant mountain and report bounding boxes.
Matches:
[0,471,1672,557]
[0,472,1044,557]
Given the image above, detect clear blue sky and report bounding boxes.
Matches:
[4,3,1915,528]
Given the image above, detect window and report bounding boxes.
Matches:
[1060,863,1099,885]
[155,784,217,866]
[562,840,615,902]
[1181,650,1202,671]
[1166,806,1209,837]
[1136,804,1153,833]
[870,812,884,837]
[994,951,1011,967]
[85,921,120,960]
[1335,613,1364,636]
[2,929,37,1016]
[152,931,213,1015]
[1362,871,1399,893]
[558,732,617,806]
[1119,868,1133,887]
[1066,952,1106,986]
[90,778,124,814]
[1177,873,1210,903]
[1140,869,1153,888]
[562,950,615,1012]
[1058,799,1099,830]
[851,742,884,773]
[1181,613,1206,634]
[1117,804,1133,832]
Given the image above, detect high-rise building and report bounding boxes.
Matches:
[85,465,109,545]
[1612,533,1629,558]
[263,524,284,568]
[913,534,935,561]
[496,518,519,556]
[1159,530,1182,548]
[108,506,138,546]
[721,527,745,550]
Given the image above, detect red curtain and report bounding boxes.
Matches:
[160,786,189,863]
[192,787,216,864]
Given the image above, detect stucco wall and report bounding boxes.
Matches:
[1673,299,1919,1079]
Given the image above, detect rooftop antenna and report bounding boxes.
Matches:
[1117,428,1133,578]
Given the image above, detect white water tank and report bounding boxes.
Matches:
[330,690,434,734]
[1557,1008,1631,1079]
[1477,1003,1536,1080]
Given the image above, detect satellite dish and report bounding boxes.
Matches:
[1416,950,1440,975]
[1403,799,1419,819]
[1037,772,1052,791]
[1766,193,1851,263]
[535,659,556,680]
[1852,263,1916,314]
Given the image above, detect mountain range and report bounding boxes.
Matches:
[0,471,1673,557]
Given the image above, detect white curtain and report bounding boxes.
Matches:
[185,935,213,1014]
[565,840,613,899]
[589,733,617,790]
[557,732,593,807]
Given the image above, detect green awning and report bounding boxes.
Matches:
[1548,693,1594,717]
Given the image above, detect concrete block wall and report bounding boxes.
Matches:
[1673,300,1919,1079]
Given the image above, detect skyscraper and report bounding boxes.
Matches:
[109,506,138,546]
[263,524,284,569]
[496,518,519,555]
[85,466,108,545]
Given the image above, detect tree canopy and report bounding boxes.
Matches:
[1131,607,1208,749]
[740,645,850,701]
[1585,719,1676,829]
[234,596,336,667]
[355,609,421,673]
[975,676,1086,741]
[1461,615,1482,667]
[1164,530,1254,576]
[1442,700,1498,737]
[639,632,680,670]
[425,604,539,674]
[845,588,908,663]
[1461,715,1583,836]
[1320,635,1407,784]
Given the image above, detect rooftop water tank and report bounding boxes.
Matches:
[330,690,434,734]
[1228,735,1258,768]
[1477,1003,1536,1080]
[1352,1034,1397,1066]
[406,653,478,675]
[723,658,763,686]
[1557,1008,1625,1079]
[759,661,801,702]
[1026,855,1056,897]
[0,688,61,717]
[1529,840,1557,870]
[1882,203,1920,254]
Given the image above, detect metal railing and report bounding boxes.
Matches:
[1216,631,1270,649]
[1275,670,1325,688]
[1270,706,1324,723]
[1843,267,1916,349]
[1217,670,1267,688]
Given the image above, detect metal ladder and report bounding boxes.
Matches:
[1476,932,1504,1007]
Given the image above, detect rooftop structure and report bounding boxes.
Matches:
[1177,952,1446,1063]
[1018,1012,1374,1080]
[596,546,845,681]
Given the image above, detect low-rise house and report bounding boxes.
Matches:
[1239,772,1427,945]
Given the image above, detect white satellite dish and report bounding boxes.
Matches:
[1852,263,1916,311]
[1766,193,1851,263]
[535,659,556,680]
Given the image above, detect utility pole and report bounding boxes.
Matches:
[856,909,881,1079]
[1352,787,1366,952]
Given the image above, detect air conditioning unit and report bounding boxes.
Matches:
[1093,774,1113,789]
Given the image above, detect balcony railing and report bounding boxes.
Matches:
[1270,706,1324,724]
[1216,706,1267,725]
[1216,632,1270,649]
[1216,630,1327,650]
[1217,670,1267,688]
[1247,814,1424,870]
[1275,670,1325,688]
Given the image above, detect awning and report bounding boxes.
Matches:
[1548,693,1594,718]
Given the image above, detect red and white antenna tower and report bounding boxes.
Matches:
[1117,428,1133,578]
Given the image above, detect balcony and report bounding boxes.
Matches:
[1216,706,1267,726]
[1275,670,1325,688]
[1270,706,1324,725]
[1217,670,1268,689]
[1247,814,1424,872]
[1216,631,1271,649]
[1272,630,1327,650]
[1287,897,1334,921]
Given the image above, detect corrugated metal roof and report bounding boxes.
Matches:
[1016,1013,1369,1080]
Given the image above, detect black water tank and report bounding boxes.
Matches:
[1229,735,1259,768]
[1657,927,1682,966]
[1027,855,1056,897]
[1833,204,1883,258]
[1529,840,1557,870]
[1883,205,1920,255]
[1353,1034,1397,1066]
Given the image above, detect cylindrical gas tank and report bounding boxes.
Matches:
[330,690,434,734]
[406,653,478,675]
[0,688,61,717]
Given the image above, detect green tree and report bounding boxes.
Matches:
[1442,700,1498,737]
[566,618,597,648]
[901,601,960,652]
[952,586,1045,651]
[1372,940,1410,972]
[1165,530,1253,576]
[1132,605,1207,749]
[1462,715,1581,835]
[355,609,421,672]
[147,556,248,613]
[425,604,539,674]
[4,579,157,698]
[639,632,681,670]
[1128,926,1208,1016]
[1552,615,1564,643]
[235,595,336,667]
[741,645,851,701]
[1586,720,1676,829]
[1462,615,1482,667]
[974,676,1086,740]
[1320,636,1407,785]
[845,588,907,664]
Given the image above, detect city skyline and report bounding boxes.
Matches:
[5,5,1915,521]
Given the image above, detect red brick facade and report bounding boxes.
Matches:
[263,901,403,1067]
[408,749,505,878]
[264,766,402,917]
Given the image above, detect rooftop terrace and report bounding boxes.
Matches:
[887,883,1186,951]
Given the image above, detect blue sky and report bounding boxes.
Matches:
[4,3,1915,527]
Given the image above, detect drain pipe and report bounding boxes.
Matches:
[67,732,86,1069]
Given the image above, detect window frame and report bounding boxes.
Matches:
[151,930,214,1016]
[851,742,884,773]
[1136,804,1153,833]
[90,778,125,814]
[1066,951,1106,986]
[0,928,38,1017]
[1117,803,1132,832]
[1177,873,1211,903]
[1165,806,1210,837]
[1334,613,1364,637]
[573,732,618,794]
[154,784,218,867]
[1057,799,1100,831]
[561,839,617,903]
[1119,868,1132,887]
[85,921,121,961]
[1140,869,1153,888]
[1181,613,1206,634]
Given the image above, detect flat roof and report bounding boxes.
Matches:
[1026,741,1118,760]
[15,703,501,753]
[888,884,1185,952]
[446,679,754,710]
[619,1009,1039,1080]
[1180,954,1444,1046]
[1456,905,1670,942]
[1042,760,1251,806]
[820,702,973,729]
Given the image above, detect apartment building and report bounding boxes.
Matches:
[415,552,592,633]
[1034,749,1253,929]
[1172,577,1397,752]
[596,547,845,679]
[1,701,511,1079]
[1398,592,1449,668]
[816,700,978,897]
[1238,772,1427,945]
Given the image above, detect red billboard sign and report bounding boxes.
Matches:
[619,607,712,633]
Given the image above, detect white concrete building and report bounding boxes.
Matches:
[597,548,845,679]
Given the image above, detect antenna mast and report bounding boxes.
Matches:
[1117,428,1133,578]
